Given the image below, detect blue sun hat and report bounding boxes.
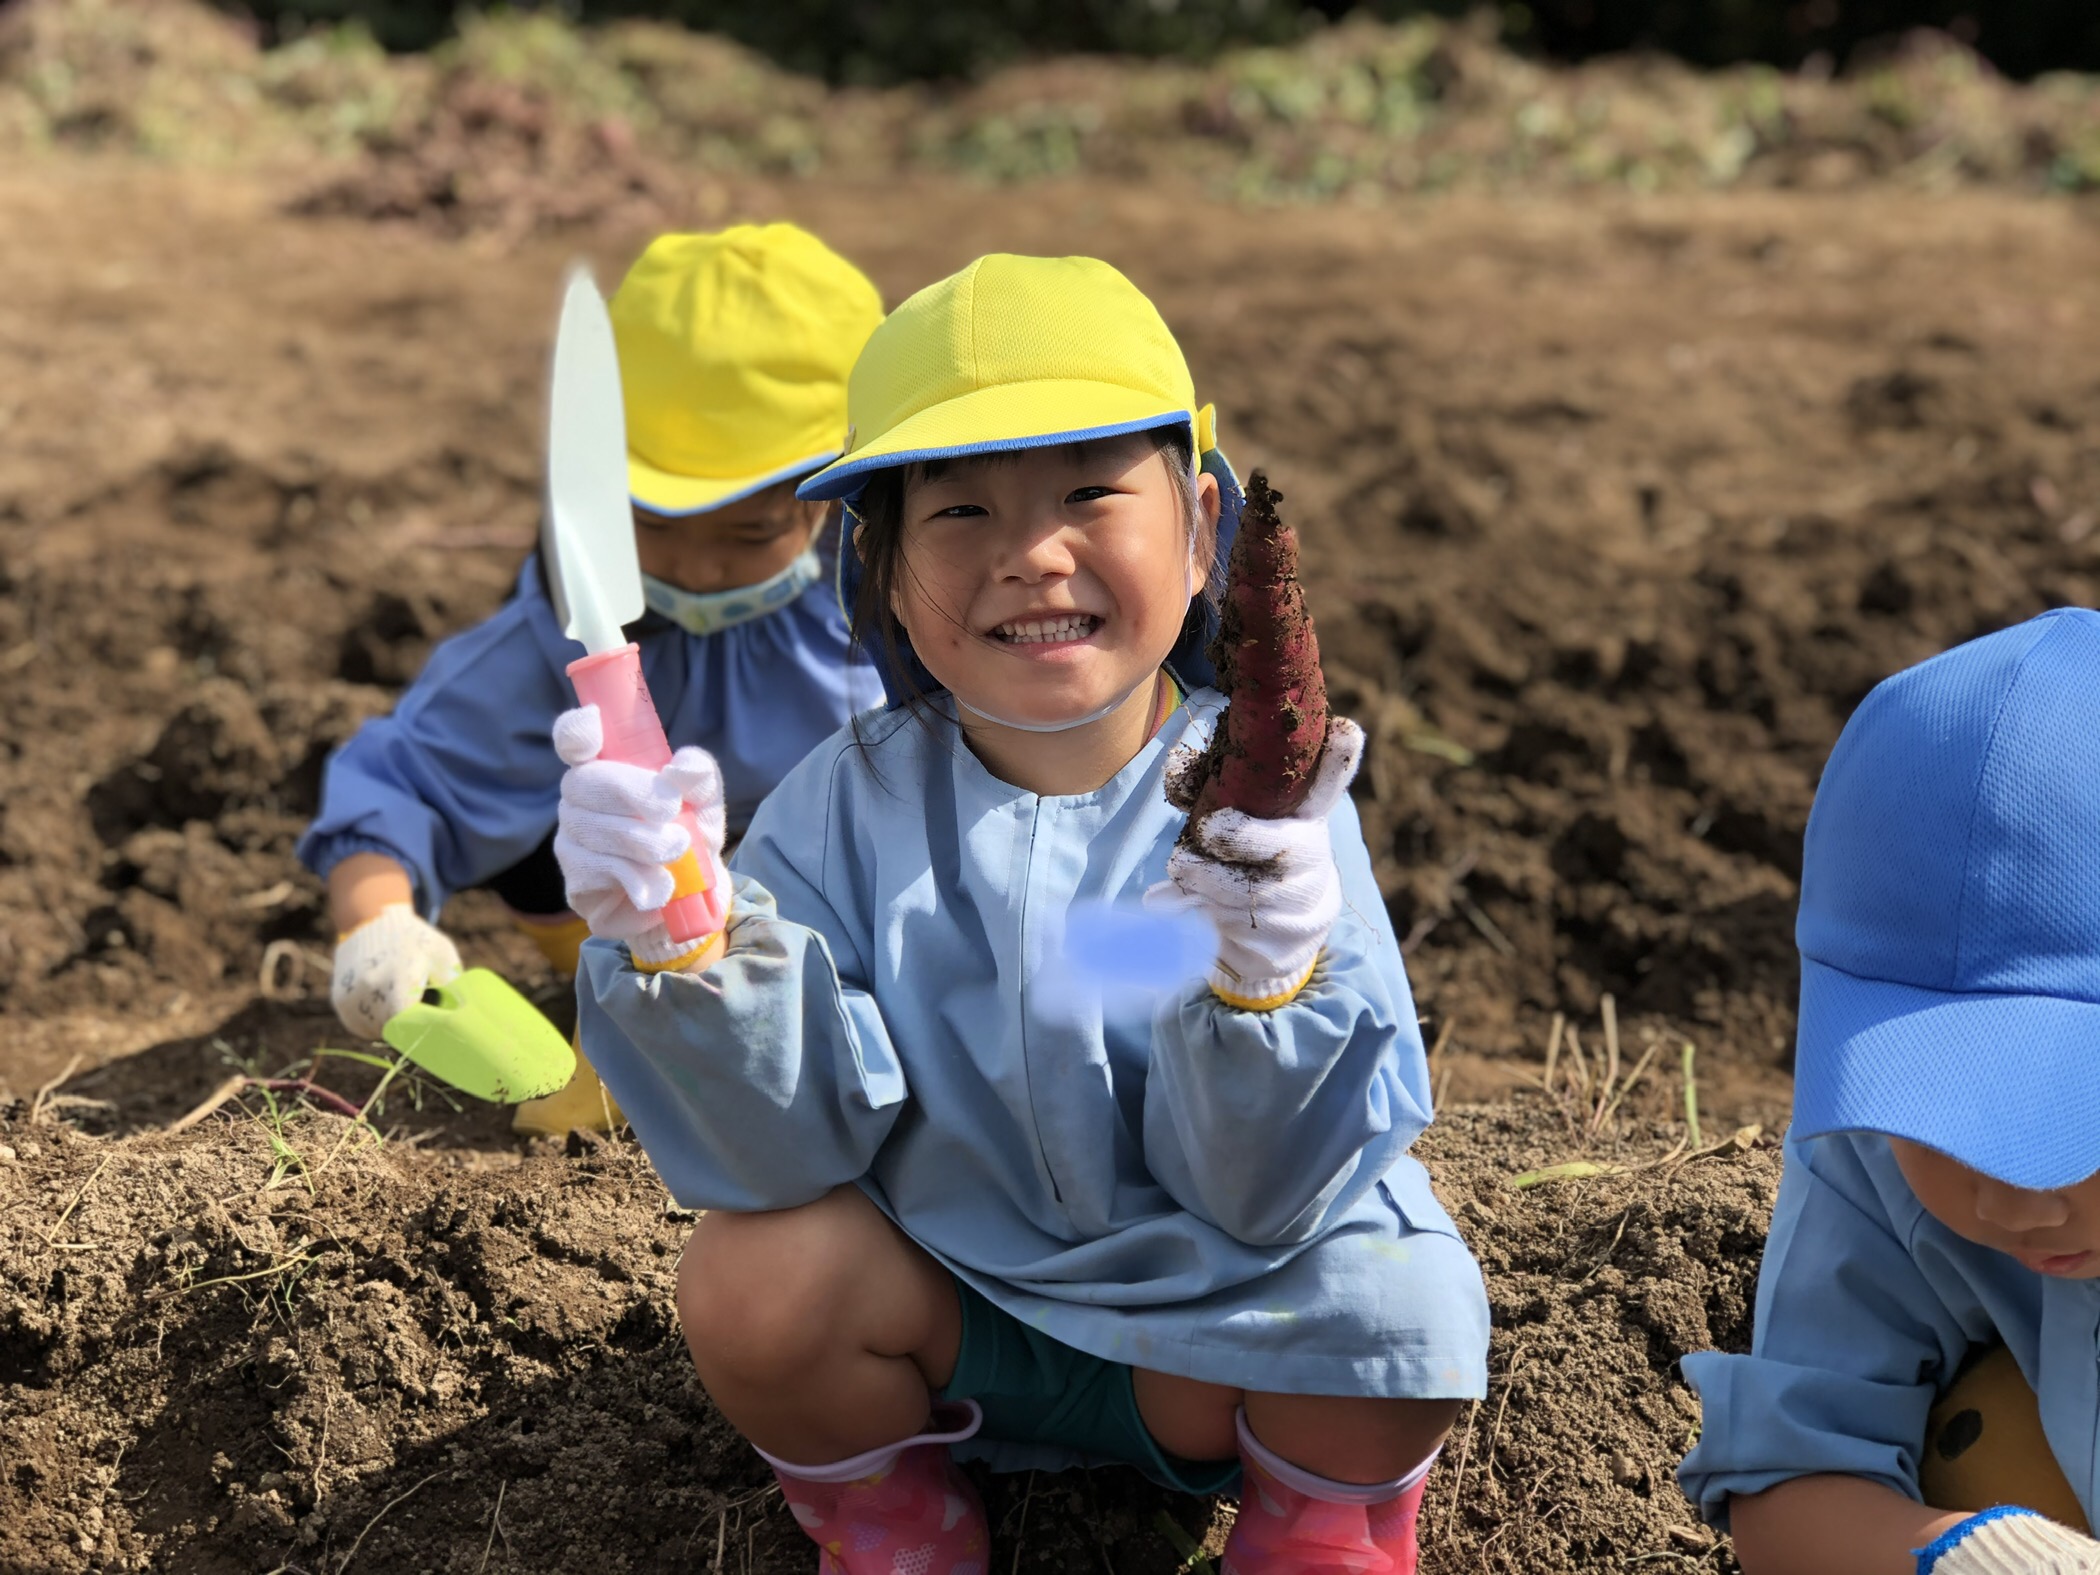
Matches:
[801,254,1246,700]
[1791,606,2100,1190]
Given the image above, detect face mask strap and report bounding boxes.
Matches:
[955,674,1158,736]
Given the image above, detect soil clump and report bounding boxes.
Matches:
[0,1096,1772,1573]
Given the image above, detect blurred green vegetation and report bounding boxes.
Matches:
[4,0,2098,218]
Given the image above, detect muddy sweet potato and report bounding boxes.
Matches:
[1175,471,1332,829]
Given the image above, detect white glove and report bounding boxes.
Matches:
[330,904,462,1041]
[1926,1511,2100,1574]
[1146,718,1365,1008]
[551,704,728,967]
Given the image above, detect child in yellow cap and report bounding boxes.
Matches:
[551,255,1489,1572]
[300,224,886,1135]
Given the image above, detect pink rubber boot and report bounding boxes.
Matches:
[1222,1408,1437,1575]
[757,1400,989,1575]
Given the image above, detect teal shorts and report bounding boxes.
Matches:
[937,1279,1241,1496]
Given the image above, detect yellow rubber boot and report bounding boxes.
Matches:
[512,912,593,977]
[507,913,626,1138]
[511,1054,624,1137]
[1921,1344,2088,1531]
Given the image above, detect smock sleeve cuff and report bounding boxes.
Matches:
[302,832,416,882]
[300,832,435,917]
[1677,1351,1933,1529]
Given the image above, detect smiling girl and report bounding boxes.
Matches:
[552,255,1490,1573]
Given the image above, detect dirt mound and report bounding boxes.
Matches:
[0,431,543,1035]
[3,154,2098,1571]
[7,0,2100,232]
[289,68,707,246]
[0,1094,1769,1573]
[7,171,2100,1120]
[1419,1106,1775,1570]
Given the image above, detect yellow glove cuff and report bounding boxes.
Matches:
[629,902,732,974]
[1210,956,1318,1013]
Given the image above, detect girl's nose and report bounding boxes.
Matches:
[1972,1176,2071,1232]
[1002,523,1077,581]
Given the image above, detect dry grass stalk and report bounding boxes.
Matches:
[1592,1039,1663,1138]
[1509,1122,1765,1190]
[476,1480,508,1575]
[337,1468,452,1572]
[1564,1026,1592,1100]
[1427,1015,1460,1110]
[1681,1040,1703,1150]
[1600,993,1621,1097]
[29,1053,84,1123]
[41,1154,113,1247]
[168,1075,368,1133]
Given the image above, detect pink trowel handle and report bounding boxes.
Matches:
[566,644,727,945]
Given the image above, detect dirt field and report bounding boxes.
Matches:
[2,146,2098,1572]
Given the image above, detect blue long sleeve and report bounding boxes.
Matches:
[1679,1134,2005,1526]
[299,553,884,913]
[298,584,574,915]
[577,873,908,1212]
[1143,799,1431,1248]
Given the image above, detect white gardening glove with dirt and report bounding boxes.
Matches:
[330,905,462,1041]
[1923,1512,2100,1575]
[551,703,727,968]
[1146,717,1365,1009]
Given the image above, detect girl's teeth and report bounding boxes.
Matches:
[1000,615,1093,644]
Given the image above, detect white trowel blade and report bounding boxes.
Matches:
[543,264,644,654]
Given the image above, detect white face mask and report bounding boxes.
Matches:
[642,548,823,638]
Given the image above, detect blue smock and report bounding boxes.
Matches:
[577,690,1490,1411]
[298,552,885,915]
[1679,1131,2100,1528]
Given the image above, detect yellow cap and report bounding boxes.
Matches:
[610,225,884,516]
[797,254,1217,502]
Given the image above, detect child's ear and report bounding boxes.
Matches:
[1190,471,1223,591]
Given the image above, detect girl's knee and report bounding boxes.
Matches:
[1244,1392,1461,1484]
[676,1190,875,1379]
[1133,1368,1242,1463]
[675,1187,953,1387]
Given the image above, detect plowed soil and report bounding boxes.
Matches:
[3,157,2098,1572]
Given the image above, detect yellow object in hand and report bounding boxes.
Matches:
[1921,1345,2088,1532]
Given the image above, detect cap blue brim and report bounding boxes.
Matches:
[797,413,1196,503]
[1794,955,2100,1190]
[632,450,841,518]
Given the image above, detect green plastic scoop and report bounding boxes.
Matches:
[382,969,576,1104]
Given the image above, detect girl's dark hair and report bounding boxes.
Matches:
[845,425,1217,727]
